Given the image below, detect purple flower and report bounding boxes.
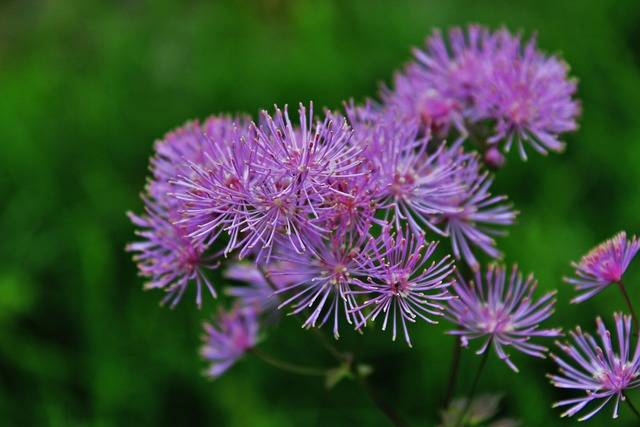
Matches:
[128,115,250,307]
[127,198,218,308]
[431,152,518,270]
[383,25,580,160]
[384,26,493,138]
[201,305,260,379]
[475,32,580,160]
[565,231,640,303]
[549,314,640,420]
[351,226,454,347]
[445,264,561,372]
[175,104,358,263]
[272,231,368,338]
[348,106,463,236]
[223,261,280,315]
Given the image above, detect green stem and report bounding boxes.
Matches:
[250,348,327,376]
[351,332,408,427]
[443,337,462,409]
[623,391,640,420]
[353,366,409,427]
[454,337,492,427]
[617,280,639,333]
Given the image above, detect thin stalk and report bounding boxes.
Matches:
[354,369,409,427]
[250,348,327,376]
[454,337,492,427]
[617,280,639,332]
[352,328,408,426]
[443,337,462,409]
[258,267,406,425]
[623,391,640,420]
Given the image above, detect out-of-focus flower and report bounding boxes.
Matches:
[446,264,561,372]
[565,231,640,303]
[128,115,249,307]
[475,32,580,160]
[201,305,260,379]
[127,199,218,308]
[351,226,454,347]
[549,314,640,421]
[383,25,580,160]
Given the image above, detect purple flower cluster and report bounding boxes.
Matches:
[128,24,577,379]
[384,25,580,160]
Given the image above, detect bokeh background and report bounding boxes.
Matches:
[2,0,640,425]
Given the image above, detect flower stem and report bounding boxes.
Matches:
[352,331,408,427]
[258,268,406,425]
[354,369,409,427]
[454,337,492,427]
[250,348,328,376]
[623,391,640,419]
[617,280,639,332]
[443,337,462,409]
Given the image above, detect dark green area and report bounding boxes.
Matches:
[2,0,640,425]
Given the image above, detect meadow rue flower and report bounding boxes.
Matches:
[201,304,260,379]
[175,104,359,263]
[224,261,284,315]
[549,314,640,421]
[128,115,251,307]
[565,231,640,303]
[272,230,369,338]
[384,25,493,138]
[351,226,454,347]
[384,24,579,160]
[445,264,561,372]
[127,201,218,308]
[430,151,518,270]
[350,107,464,236]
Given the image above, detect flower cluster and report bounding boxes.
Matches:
[128,24,579,391]
[384,25,580,160]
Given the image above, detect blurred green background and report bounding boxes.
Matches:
[2,0,640,425]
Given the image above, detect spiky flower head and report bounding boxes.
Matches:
[201,305,260,379]
[127,202,218,308]
[384,25,580,160]
[127,115,250,307]
[172,104,360,264]
[272,231,368,338]
[445,264,561,372]
[565,231,640,303]
[431,151,518,270]
[474,31,580,160]
[351,226,454,347]
[549,313,640,421]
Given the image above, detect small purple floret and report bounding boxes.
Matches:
[549,314,640,421]
[565,231,640,303]
[201,305,260,379]
[446,264,561,372]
